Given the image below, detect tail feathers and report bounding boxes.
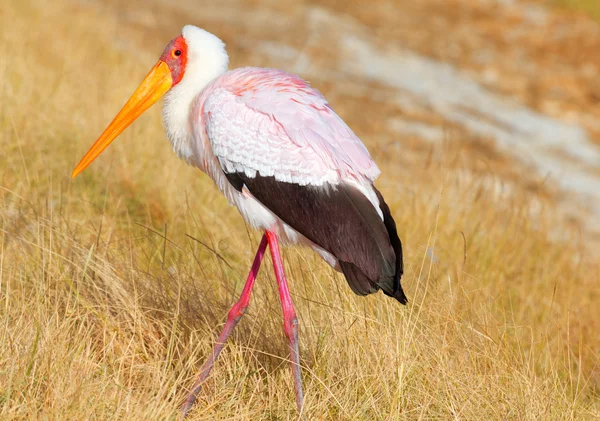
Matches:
[381,279,408,304]
[373,187,407,305]
[339,261,379,296]
[338,184,407,305]
[341,261,406,304]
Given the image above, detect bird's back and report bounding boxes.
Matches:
[197,67,380,183]
[195,67,406,304]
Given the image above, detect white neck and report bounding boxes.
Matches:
[162,26,229,163]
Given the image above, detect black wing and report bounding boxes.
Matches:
[225,172,407,304]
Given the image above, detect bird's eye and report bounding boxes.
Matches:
[173,49,182,57]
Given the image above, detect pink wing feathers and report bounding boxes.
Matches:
[197,67,406,304]
[202,67,380,186]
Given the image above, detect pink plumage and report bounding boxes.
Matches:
[195,67,380,186]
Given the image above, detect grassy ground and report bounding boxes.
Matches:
[1,0,599,419]
[554,0,600,21]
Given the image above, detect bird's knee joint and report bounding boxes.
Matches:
[284,315,299,338]
[228,304,247,322]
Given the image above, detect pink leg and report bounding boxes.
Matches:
[181,234,268,418]
[265,230,304,413]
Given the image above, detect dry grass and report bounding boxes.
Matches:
[1,0,600,419]
[554,0,600,21]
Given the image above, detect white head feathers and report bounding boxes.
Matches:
[162,26,229,161]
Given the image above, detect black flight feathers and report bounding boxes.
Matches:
[224,171,407,304]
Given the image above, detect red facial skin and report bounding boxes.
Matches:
[159,36,188,86]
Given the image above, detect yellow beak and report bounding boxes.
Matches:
[71,60,173,178]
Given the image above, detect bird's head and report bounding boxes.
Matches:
[72,25,228,178]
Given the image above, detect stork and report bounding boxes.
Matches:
[72,25,407,417]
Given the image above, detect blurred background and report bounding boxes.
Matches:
[1,0,599,419]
